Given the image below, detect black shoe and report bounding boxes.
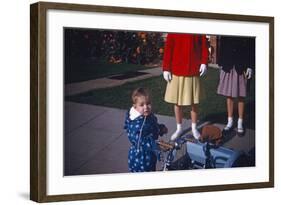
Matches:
[223,125,233,131]
[237,127,245,137]
[222,125,233,136]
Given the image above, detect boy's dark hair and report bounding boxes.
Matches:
[131,87,151,104]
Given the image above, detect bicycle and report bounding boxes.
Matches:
[156,125,247,171]
[156,134,196,171]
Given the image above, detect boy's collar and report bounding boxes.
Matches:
[129,106,142,120]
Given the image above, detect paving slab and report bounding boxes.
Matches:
[64,102,108,134]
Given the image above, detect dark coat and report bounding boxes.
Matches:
[218,36,255,75]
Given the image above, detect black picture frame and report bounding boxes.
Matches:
[30,1,274,202]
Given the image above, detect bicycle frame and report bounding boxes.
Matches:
[156,134,195,171]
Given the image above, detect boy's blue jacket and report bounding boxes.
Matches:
[124,111,165,172]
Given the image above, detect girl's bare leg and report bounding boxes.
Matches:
[238,97,245,120]
[227,97,234,118]
[224,97,234,130]
[191,104,200,139]
[237,97,245,133]
[175,104,183,124]
[191,104,198,123]
[170,104,183,140]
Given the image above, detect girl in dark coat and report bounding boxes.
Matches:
[217,36,255,135]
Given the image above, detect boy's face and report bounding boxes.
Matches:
[134,96,152,116]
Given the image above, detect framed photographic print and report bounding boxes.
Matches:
[30,1,274,202]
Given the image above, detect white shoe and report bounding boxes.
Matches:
[170,129,182,141]
[192,128,201,140]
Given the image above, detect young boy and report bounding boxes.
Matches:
[124,87,168,172]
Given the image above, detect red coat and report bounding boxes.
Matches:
[162,33,209,76]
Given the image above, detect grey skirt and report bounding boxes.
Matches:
[217,67,247,98]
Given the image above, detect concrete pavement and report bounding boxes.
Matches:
[64,101,255,176]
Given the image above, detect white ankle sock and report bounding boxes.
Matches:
[191,123,200,140]
[225,117,233,129]
[176,123,182,131]
[170,124,182,140]
[237,118,243,129]
[191,123,196,131]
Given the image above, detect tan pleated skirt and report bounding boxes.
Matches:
[164,75,202,106]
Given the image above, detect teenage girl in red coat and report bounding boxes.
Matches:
[162,33,209,140]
